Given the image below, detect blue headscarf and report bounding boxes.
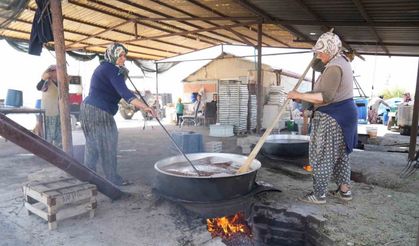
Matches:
[104,43,128,65]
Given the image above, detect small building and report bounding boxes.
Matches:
[181,52,312,103]
[181,53,312,133]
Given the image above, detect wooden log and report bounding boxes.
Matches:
[50,0,73,154]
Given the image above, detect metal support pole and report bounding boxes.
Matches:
[155,63,159,101]
[256,23,263,133]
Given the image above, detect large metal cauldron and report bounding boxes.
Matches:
[262,134,310,158]
[154,153,261,202]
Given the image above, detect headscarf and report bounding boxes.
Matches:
[46,65,57,72]
[312,31,342,57]
[104,43,128,65]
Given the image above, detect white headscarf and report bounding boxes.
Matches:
[312,31,342,57]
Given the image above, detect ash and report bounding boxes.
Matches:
[222,234,254,246]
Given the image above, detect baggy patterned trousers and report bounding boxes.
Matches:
[310,111,351,197]
[80,103,123,185]
[45,115,62,148]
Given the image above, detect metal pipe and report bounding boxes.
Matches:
[0,113,123,200]
[126,76,202,176]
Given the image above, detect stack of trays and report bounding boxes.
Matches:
[267,86,286,106]
[204,141,223,153]
[218,81,249,134]
[250,95,257,131]
[209,124,234,137]
[238,84,249,132]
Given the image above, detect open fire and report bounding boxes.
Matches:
[206,212,252,240]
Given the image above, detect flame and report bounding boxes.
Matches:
[303,165,312,172]
[206,212,252,239]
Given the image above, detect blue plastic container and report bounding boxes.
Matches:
[5,89,23,107]
[383,111,389,125]
[354,98,368,124]
[171,131,203,153]
[35,99,42,109]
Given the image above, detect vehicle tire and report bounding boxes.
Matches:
[120,108,135,120]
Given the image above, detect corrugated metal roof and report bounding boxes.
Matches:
[0,0,418,59]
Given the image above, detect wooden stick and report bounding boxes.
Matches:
[237,57,316,174]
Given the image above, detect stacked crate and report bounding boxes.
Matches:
[204,141,223,153]
[218,81,249,135]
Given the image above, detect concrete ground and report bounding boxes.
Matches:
[0,114,418,245]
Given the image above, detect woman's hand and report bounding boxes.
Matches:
[287,90,302,100]
[144,106,157,118]
[41,71,50,81]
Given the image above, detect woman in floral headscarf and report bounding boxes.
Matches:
[80,43,155,186]
[287,32,358,204]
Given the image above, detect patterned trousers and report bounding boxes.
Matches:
[80,103,123,185]
[45,115,62,148]
[310,111,351,197]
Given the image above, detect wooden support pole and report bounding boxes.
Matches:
[256,23,263,133]
[50,0,73,154]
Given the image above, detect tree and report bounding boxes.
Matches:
[380,87,405,99]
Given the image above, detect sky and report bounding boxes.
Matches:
[0,40,418,108]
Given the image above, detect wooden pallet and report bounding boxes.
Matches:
[23,178,97,230]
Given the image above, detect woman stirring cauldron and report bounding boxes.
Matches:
[287,31,358,204]
[80,43,156,186]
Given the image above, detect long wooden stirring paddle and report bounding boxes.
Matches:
[237,57,316,174]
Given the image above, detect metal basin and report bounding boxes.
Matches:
[154,153,261,202]
[262,134,310,158]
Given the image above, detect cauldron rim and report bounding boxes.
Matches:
[265,134,310,143]
[154,152,261,179]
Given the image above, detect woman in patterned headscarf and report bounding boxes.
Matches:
[287,31,358,204]
[80,43,156,186]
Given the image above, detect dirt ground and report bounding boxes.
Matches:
[0,117,418,246]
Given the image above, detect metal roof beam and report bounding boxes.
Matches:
[120,0,253,43]
[133,16,260,21]
[293,39,419,47]
[351,0,390,55]
[98,0,229,46]
[292,0,362,59]
[148,0,256,46]
[79,21,261,50]
[68,0,216,46]
[66,20,132,48]
[7,17,176,57]
[27,5,196,52]
[0,26,164,59]
[263,20,419,27]
[187,0,289,47]
[234,0,311,46]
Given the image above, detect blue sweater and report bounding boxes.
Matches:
[84,62,135,115]
[317,98,358,154]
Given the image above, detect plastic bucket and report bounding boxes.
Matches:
[5,89,23,107]
[354,98,368,123]
[366,126,378,138]
[35,99,42,109]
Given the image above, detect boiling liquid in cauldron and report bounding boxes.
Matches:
[161,157,244,177]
